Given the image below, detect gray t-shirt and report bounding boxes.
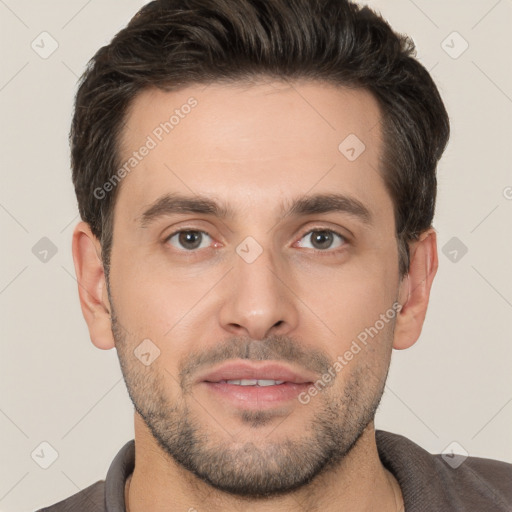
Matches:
[35,430,512,511]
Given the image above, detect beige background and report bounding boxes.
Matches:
[1,0,511,510]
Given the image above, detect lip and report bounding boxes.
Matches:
[196,360,316,385]
[195,360,316,410]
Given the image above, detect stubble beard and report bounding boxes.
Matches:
[111,309,391,498]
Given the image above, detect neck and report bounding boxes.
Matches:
[125,418,403,512]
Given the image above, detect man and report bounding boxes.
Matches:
[38,0,512,510]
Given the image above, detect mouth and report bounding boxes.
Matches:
[196,360,315,409]
[216,379,286,386]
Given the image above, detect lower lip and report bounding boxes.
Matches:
[201,381,312,409]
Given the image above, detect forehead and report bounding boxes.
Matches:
[115,80,391,227]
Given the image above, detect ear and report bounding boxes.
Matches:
[71,221,115,350]
[393,227,438,350]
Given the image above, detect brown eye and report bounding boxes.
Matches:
[166,230,212,251]
[297,229,346,251]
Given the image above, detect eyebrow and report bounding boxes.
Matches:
[138,192,373,228]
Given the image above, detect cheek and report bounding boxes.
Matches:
[109,252,216,350]
[295,252,398,342]
[109,238,166,308]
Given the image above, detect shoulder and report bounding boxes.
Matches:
[440,453,512,502]
[33,440,134,512]
[376,430,512,511]
[34,480,105,512]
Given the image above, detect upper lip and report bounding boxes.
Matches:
[196,360,316,384]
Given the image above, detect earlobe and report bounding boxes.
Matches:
[393,228,438,350]
[72,221,115,350]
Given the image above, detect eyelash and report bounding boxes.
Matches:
[164,227,349,256]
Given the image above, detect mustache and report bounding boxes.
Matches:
[179,334,332,389]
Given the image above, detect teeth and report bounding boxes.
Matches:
[226,379,285,386]
[240,379,258,385]
[257,379,284,386]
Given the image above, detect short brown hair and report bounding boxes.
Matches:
[70,0,450,277]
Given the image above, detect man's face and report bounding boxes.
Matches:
[108,80,402,496]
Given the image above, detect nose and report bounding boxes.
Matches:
[218,243,299,341]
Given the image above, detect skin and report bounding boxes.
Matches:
[73,80,437,511]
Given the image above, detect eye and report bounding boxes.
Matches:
[165,230,213,251]
[296,229,347,251]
